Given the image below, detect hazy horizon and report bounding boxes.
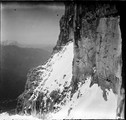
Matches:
[1,2,65,47]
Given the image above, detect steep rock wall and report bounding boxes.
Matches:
[72,3,121,98]
[72,3,123,117]
[16,2,124,119]
[53,3,75,52]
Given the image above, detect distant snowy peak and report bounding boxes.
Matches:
[1,40,20,46]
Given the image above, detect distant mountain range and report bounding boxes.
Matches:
[1,40,54,52]
[0,44,52,112]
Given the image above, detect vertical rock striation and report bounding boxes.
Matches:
[53,3,75,52]
[72,3,121,98]
[72,3,124,118]
[16,2,124,119]
[72,3,123,118]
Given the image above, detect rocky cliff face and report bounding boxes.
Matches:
[16,3,124,119]
[70,3,121,97]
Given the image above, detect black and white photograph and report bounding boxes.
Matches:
[0,1,125,119]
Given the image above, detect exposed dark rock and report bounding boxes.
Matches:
[53,3,75,52]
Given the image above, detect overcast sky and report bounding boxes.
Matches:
[1,2,64,46]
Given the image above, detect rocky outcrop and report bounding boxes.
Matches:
[72,3,121,97]
[16,2,124,119]
[53,3,75,52]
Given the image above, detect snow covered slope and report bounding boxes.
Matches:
[0,41,119,120]
[15,41,120,119]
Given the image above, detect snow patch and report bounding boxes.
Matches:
[50,77,118,119]
[0,113,41,120]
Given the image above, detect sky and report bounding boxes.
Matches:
[1,2,65,46]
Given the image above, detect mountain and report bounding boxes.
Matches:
[0,44,51,112]
[15,3,124,119]
[16,42,121,119]
[1,40,54,53]
[0,2,125,120]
